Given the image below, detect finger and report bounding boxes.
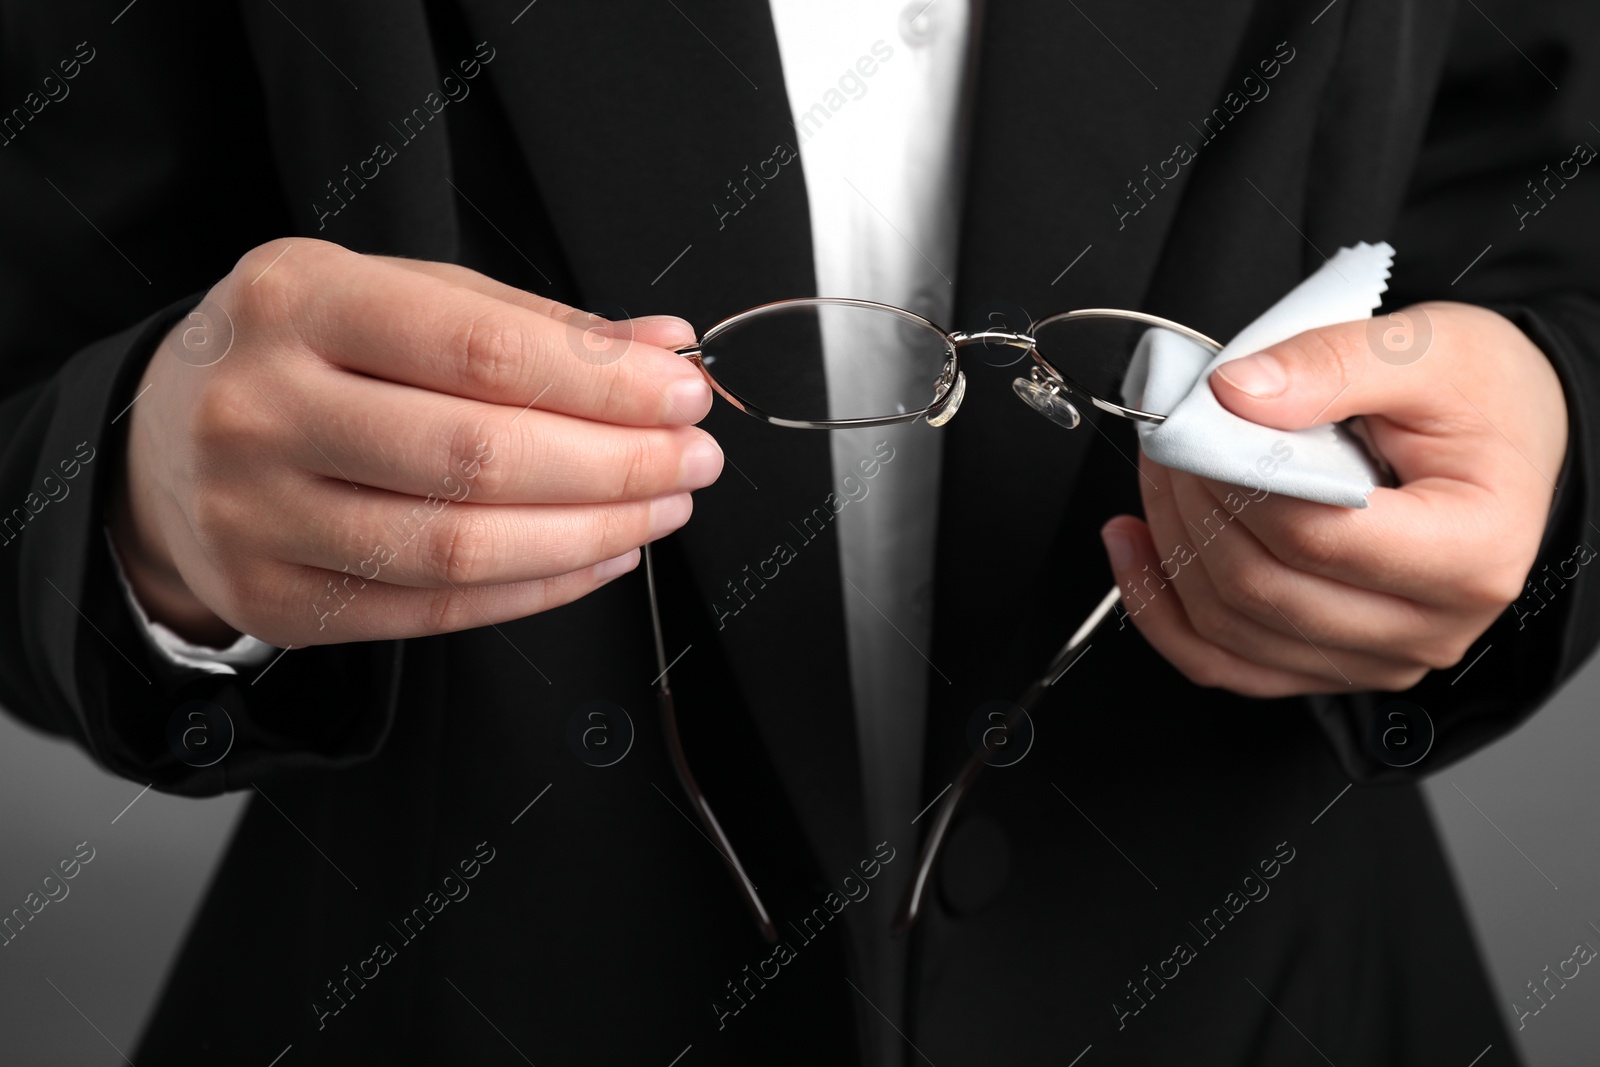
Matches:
[1210,475,1526,609]
[1135,452,1208,609]
[1133,458,1364,688]
[281,244,711,427]
[1159,476,1429,684]
[1207,303,1570,497]
[277,550,642,647]
[276,362,723,504]
[1169,472,1446,657]
[376,256,699,356]
[1138,462,1401,684]
[1099,515,1354,697]
[373,255,582,322]
[1206,307,1457,431]
[270,478,693,589]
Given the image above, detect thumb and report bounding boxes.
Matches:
[1208,307,1438,431]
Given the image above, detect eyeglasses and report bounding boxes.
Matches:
[643,297,1222,941]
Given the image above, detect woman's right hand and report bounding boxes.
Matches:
[110,238,722,648]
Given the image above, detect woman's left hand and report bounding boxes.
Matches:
[1100,301,1570,696]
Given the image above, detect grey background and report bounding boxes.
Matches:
[1,655,1596,1063]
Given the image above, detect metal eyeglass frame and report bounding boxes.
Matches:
[643,296,1222,942]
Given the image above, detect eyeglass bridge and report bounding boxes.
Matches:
[928,330,1101,432]
[946,327,1036,349]
[944,329,1087,431]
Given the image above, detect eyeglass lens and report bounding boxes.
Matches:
[697,301,953,423]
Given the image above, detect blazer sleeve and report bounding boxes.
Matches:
[0,298,407,798]
[1307,0,1600,782]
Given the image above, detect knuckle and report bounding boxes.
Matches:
[189,378,258,449]
[424,587,472,633]
[231,238,317,311]
[1228,673,1294,699]
[231,239,291,282]
[217,563,276,632]
[1185,593,1240,648]
[1189,585,1267,654]
[226,239,352,349]
[1275,523,1343,574]
[1373,665,1430,692]
[287,564,348,644]
[464,445,507,501]
[1303,326,1363,388]
[593,501,639,558]
[428,510,493,585]
[598,366,634,421]
[615,434,659,499]
[1472,564,1529,610]
[1182,653,1230,691]
[446,416,506,501]
[187,483,248,546]
[1421,614,1489,671]
[454,308,528,397]
[1413,637,1469,672]
[1209,571,1257,616]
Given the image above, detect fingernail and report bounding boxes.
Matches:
[649,493,694,538]
[594,548,640,581]
[678,437,724,490]
[1214,352,1287,398]
[623,315,698,348]
[1101,525,1135,572]
[661,377,712,422]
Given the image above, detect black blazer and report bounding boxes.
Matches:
[2,1,1597,1063]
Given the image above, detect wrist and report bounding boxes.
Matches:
[109,351,240,648]
[108,476,237,647]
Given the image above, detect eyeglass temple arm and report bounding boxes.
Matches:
[891,583,1123,936]
[644,544,779,944]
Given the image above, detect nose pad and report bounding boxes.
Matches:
[925,368,966,427]
[1012,372,1081,429]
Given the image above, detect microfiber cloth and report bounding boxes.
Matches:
[1120,241,1396,509]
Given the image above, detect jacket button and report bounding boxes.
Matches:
[937,815,1010,916]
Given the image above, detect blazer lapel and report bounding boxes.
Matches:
[927,1,1281,768]
[455,0,870,880]
[241,0,461,257]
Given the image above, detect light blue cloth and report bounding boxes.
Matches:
[1122,241,1396,509]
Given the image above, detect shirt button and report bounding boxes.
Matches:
[898,1,939,45]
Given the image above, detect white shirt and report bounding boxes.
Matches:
[766,0,970,846]
[767,2,971,1060]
